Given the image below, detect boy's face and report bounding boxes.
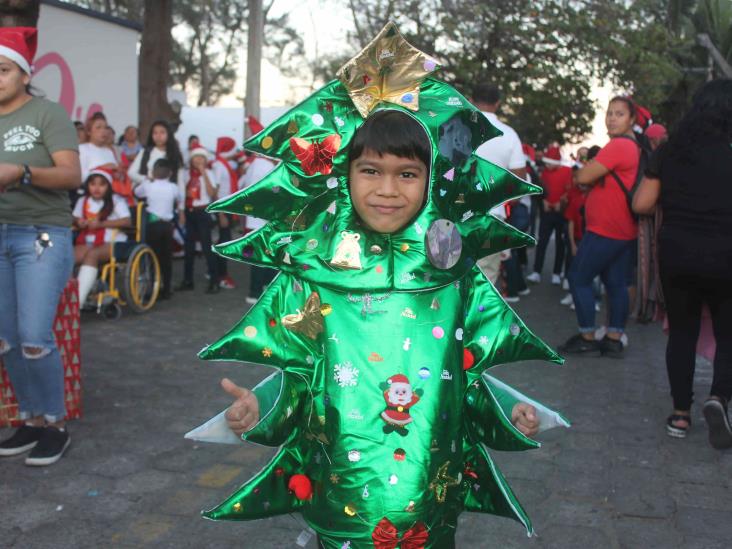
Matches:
[349,149,428,234]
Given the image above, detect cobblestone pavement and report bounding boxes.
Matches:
[2,253,731,548]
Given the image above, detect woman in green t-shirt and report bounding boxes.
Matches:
[0,27,81,467]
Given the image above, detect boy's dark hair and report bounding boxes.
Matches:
[348,110,431,169]
[587,145,601,160]
[152,158,172,180]
[473,83,500,105]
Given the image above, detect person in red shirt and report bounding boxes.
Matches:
[559,96,641,358]
[526,146,572,285]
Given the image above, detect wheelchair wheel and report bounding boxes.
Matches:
[103,303,122,320]
[121,244,160,313]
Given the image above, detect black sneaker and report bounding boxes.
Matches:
[0,425,44,456]
[558,334,601,356]
[702,397,732,450]
[599,336,624,358]
[25,426,70,466]
[205,280,220,294]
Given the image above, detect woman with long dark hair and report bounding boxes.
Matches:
[0,27,81,466]
[633,79,732,448]
[127,120,183,186]
[559,96,641,358]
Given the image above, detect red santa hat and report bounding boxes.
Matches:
[0,27,37,75]
[542,145,562,166]
[215,136,237,158]
[387,374,410,386]
[189,147,211,161]
[247,115,264,135]
[645,123,667,140]
[87,166,114,185]
[522,143,536,162]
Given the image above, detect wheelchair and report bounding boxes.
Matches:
[94,202,161,319]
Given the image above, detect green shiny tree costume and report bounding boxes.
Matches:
[188,23,568,549]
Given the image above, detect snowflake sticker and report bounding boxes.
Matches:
[334,361,360,387]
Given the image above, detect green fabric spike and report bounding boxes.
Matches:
[449,155,542,214]
[207,163,338,220]
[462,442,533,536]
[463,267,563,385]
[462,214,537,259]
[199,274,319,374]
[463,376,540,451]
[202,446,306,520]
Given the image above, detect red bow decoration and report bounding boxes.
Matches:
[289,134,342,176]
[372,518,428,549]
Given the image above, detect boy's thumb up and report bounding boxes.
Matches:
[221,378,260,437]
[221,377,249,400]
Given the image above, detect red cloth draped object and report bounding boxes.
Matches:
[371,518,429,549]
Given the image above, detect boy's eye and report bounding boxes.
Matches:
[401,171,417,179]
[361,168,378,175]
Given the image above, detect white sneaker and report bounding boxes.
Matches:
[620,333,628,347]
[562,278,569,290]
[595,326,607,340]
[245,296,257,305]
[504,295,520,303]
[551,274,562,285]
[570,303,575,310]
[518,288,531,296]
[560,293,573,306]
[595,302,601,312]
[526,272,541,284]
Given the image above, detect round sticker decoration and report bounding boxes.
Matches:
[425,219,462,270]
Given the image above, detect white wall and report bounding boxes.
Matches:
[176,106,289,153]
[34,4,140,133]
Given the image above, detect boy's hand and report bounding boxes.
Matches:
[511,402,539,437]
[221,378,260,437]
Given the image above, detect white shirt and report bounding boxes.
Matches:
[79,143,117,182]
[127,147,166,186]
[179,168,218,208]
[238,157,276,231]
[72,194,130,243]
[134,178,181,221]
[211,158,238,198]
[475,111,527,218]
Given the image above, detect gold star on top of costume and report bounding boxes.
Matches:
[337,21,439,118]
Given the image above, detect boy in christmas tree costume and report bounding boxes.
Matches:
[187,23,569,548]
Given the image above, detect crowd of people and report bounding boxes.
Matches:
[0,21,729,490]
[71,115,276,303]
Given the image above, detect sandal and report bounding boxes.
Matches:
[702,397,732,450]
[666,413,691,439]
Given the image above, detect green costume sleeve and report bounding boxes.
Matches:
[243,370,311,447]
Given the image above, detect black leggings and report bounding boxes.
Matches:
[660,247,732,410]
[146,220,173,295]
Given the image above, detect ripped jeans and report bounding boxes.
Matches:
[0,223,73,422]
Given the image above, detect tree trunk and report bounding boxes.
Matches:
[244,0,263,139]
[139,0,177,137]
[0,0,40,27]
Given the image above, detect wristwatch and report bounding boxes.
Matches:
[21,164,32,186]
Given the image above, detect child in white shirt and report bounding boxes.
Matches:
[134,158,180,299]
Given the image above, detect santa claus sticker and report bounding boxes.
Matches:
[380,374,423,436]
